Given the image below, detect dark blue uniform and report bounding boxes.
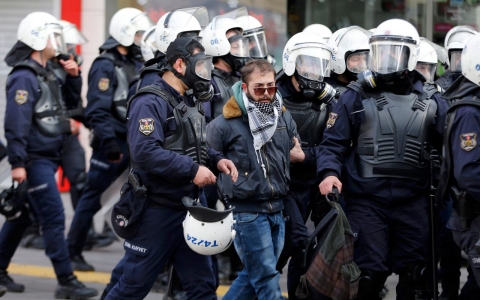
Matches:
[317,77,448,298]
[67,48,141,261]
[105,77,216,300]
[439,75,480,291]
[0,58,81,278]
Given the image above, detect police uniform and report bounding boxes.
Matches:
[276,70,334,299]
[437,75,480,289]
[67,41,142,266]
[105,76,216,300]
[317,73,448,299]
[0,58,80,280]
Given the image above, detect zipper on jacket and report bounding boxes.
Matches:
[262,146,275,200]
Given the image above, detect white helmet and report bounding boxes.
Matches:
[235,15,268,59]
[141,26,157,61]
[461,33,480,86]
[444,25,477,72]
[283,32,332,80]
[17,12,67,55]
[201,9,248,58]
[302,24,332,42]
[58,20,87,46]
[369,19,420,74]
[182,197,236,256]
[109,7,153,47]
[155,7,208,54]
[415,38,438,83]
[328,26,371,75]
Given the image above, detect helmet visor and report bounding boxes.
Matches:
[194,55,213,80]
[295,54,331,81]
[415,63,436,83]
[46,24,68,56]
[228,35,250,58]
[449,51,462,72]
[370,44,410,74]
[244,30,268,58]
[62,23,88,45]
[346,50,369,73]
[179,7,209,29]
[143,28,157,51]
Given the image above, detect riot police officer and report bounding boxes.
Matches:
[317,19,448,300]
[436,26,477,91]
[235,14,275,66]
[66,7,152,272]
[1,12,97,298]
[275,31,337,300]
[327,26,371,94]
[436,32,480,300]
[104,37,230,300]
[201,7,250,120]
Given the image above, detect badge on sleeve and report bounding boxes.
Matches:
[326,112,338,129]
[15,90,28,105]
[460,133,477,151]
[139,118,154,135]
[98,78,110,91]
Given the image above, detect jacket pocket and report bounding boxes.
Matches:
[233,156,250,187]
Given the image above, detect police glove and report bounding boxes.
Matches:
[104,139,122,161]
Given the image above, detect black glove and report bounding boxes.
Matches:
[104,138,121,161]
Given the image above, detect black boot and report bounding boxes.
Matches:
[70,255,94,272]
[0,285,6,297]
[0,269,24,293]
[55,274,98,299]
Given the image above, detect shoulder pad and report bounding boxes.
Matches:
[128,84,180,113]
[10,60,45,77]
[448,96,480,113]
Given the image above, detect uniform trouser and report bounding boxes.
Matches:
[105,206,216,300]
[0,159,73,277]
[67,138,128,257]
[61,134,86,209]
[281,185,313,300]
[451,214,480,288]
[346,195,429,299]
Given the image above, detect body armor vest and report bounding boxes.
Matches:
[283,98,328,148]
[423,83,441,99]
[48,60,84,119]
[130,85,208,166]
[134,64,164,93]
[356,92,437,180]
[212,68,240,118]
[10,61,70,137]
[96,52,137,121]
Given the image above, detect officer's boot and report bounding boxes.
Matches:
[0,285,6,297]
[0,269,24,293]
[54,274,98,299]
[397,263,431,300]
[355,270,388,300]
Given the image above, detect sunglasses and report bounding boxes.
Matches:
[247,84,278,96]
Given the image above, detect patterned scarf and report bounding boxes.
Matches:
[242,91,282,178]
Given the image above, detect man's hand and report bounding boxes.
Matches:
[12,167,27,183]
[290,137,305,163]
[193,166,217,187]
[217,159,238,183]
[60,54,79,77]
[319,176,342,195]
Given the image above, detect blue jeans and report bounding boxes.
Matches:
[224,211,285,300]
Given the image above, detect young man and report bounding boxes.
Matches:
[105,37,236,300]
[207,59,298,299]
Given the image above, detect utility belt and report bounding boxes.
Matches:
[450,186,480,230]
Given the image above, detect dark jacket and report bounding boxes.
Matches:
[206,82,298,213]
[4,59,81,168]
[127,77,200,209]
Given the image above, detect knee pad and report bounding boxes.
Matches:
[355,270,388,300]
[73,172,86,192]
[398,262,431,300]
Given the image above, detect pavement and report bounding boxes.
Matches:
[0,191,471,300]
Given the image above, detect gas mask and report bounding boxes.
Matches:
[168,52,214,102]
[294,72,337,104]
[357,69,411,92]
[221,34,251,72]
